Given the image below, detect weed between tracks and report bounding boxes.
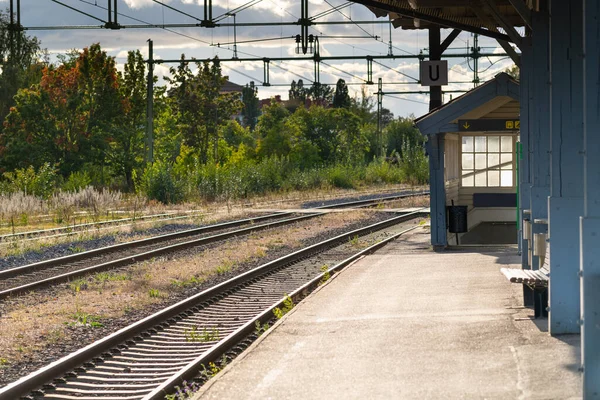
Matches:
[273,295,295,319]
[184,326,220,343]
[0,211,372,369]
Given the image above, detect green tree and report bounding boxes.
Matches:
[167,56,243,163]
[241,81,260,130]
[505,64,520,80]
[256,101,293,158]
[0,9,42,128]
[350,85,376,124]
[288,79,308,102]
[332,78,351,108]
[308,82,333,104]
[1,44,121,177]
[111,50,148,190]
[385,116,423,159]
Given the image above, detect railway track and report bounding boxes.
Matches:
[0,192,428,299]
[0,212,309,299]
[0,212,201,243]
[0,189,428,245]
[0,211,425,400]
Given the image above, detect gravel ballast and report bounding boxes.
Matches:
[0,212,401,387]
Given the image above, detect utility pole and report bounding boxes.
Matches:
[428,27,442,111]
[377,78,383,158]
[472,34,481,87]
[146,39,154,164]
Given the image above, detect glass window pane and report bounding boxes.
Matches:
[488,170,500,187]
[462,136,474,152]
[475,171,487,187]
[501,170,513,186]
[475,154,486,170]
[488,153,500,169]
[462,153,474,169]
[475,136,486,152]
[488,136,500,152]
[501,136,512,152]
[501,153,513,169]
[462,171,474,187]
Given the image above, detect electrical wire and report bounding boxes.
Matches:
[76,0,212,45]
[372,59,419,82]
[385,93,428,105]
[320,61,366,82]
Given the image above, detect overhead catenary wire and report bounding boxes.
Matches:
[76,0,212,45]
[372,59,419,82]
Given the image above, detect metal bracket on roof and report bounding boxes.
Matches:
[508,0,533,30]
[481,0,524,49]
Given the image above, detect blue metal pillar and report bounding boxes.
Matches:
[547,0,584,335]
[426,134,447,248]
[520,36,535,306]
[519,36,532,270]
[581,0,600,396]
[529,4,551,271]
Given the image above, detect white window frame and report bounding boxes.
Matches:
[459,133,517,188]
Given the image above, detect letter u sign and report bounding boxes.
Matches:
[420,60,449,86]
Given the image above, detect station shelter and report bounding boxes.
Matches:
[415,73,520,247]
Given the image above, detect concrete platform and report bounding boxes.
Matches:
[194,227,582,400]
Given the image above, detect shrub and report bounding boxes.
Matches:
[365,157,403,184]
[326,164,355,189]
[1,163,58,198]
[140,162,184,204]
[63,171,92,192]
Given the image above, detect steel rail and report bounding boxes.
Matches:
[0,212,291,281]
[0,211,425,400]
[0,192,427,298]
[0,189,425,243]
[145,223,422,400]
[0,212,199,243]
[0,213,314,299]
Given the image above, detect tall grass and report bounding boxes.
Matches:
[141,157,428,204]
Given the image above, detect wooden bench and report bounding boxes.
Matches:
[501,245,549,317]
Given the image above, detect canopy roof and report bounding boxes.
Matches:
[414,72,519,135]
[352,0,533,42]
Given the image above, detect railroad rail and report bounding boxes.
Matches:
[0,211,426,400]
[0,212,201,243]
[0,189,428,244]
[0,212,309,299]
[0,192,428,299]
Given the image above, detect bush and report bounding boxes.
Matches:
[326,165,355,189]
[63,171,92,192]
[1,163,58,198]
[365,158,403,184]
[140,163,184,204]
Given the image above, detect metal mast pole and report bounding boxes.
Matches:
[377,78,383,158]
[146,39,154,164]
[428,27,442,110]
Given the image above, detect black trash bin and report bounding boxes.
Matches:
[447,205,468,233]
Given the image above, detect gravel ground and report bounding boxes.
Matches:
[0,212,394,388]
[0,215,267,273]
[301,189,427,209]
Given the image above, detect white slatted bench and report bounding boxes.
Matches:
[500,244,549,317]
[500,266,549,287]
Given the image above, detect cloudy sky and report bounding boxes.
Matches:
[1,0,517,117]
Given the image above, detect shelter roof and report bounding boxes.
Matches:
[414,72,519,135]
[352,0,533,42]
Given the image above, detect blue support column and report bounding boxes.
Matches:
[547,0,584,335]
[520,36,532,270]
[529,4,551,271]
[426,134,446,248]
[581,0,600,396]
